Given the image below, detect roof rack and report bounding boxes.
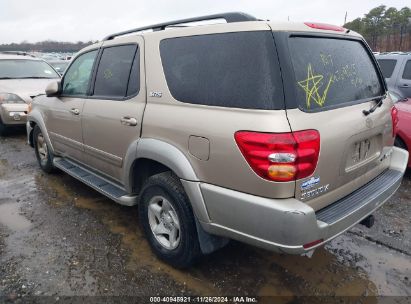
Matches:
[103,12,258,41]
[0,51,36,58]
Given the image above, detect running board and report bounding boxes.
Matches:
[53,157,138,206]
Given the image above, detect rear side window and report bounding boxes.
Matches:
[377,59,397,78]
[160,31,283,110]
[93,45,137,98]
[289,37,383,111]
[402,60,411,80]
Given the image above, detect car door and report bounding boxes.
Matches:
[45,49,99,162]
[397,58,411,98]
[81,38,145,182]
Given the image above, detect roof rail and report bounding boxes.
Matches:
[0,51,36,58]
[103,12,258,41]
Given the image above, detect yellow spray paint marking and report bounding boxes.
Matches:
[320,53,333,66]
[297,64,334,109]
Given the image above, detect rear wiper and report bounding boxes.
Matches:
[0,77,14,79]
[363,95,385,116]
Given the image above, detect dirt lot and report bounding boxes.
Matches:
[0,130,410,302]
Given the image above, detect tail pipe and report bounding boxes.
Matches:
[360,215,375,228]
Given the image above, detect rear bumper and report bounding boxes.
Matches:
[0,104,28,125]
[195,147,408,254]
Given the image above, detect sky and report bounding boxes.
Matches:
[0,0,409,43]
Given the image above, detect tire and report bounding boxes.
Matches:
[0,118,7,136]
[139,171,202,268]
[394,137,407,151]
[33,125,55,173]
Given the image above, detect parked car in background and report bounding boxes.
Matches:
[48,60,70,76]
[0,52,60,135]
[376,53,411,97]
[27,13,408,268]
[389,91,411,168]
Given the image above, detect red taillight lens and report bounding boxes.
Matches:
[391,106,399,137]
[234,130,320,182]
[304,22,345,32]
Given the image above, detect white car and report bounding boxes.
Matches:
[0,52,60,135]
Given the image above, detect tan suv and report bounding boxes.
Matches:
[0,52,60,135]
[27,13,409,268]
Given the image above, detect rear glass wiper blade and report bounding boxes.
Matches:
[363,95,385,116]
[0,77,15,79]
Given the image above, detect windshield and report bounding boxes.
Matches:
[51,62,69,71]
[0,59,60,79]
[289,37,383,111]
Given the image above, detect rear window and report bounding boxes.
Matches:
[0,59,59,79]
[289,37,383,111]
[402,60,411,80]
[377,59,397,78]
[160,31,283,110]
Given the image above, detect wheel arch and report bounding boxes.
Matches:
[28,110,55,154]
[125,138,198,191]
[126,138,211,222]
[128,150,226,255]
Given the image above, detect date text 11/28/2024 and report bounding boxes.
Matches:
[150,296,258,303]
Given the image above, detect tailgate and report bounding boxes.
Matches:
[283,34,394,211]
[287,101,393,211]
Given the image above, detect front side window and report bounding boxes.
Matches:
[289,37,383,111]
[402,60,411,80]
[160,31,283,110]
[93,45,138,98]
[0,59,59,79]
[377,59,397,78]
[62,50,98,96]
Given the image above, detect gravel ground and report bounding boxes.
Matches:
[0,130,410,302]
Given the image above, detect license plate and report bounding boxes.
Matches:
[352,139,371,163]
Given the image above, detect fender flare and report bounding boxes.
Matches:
[124,138,211,222]
[132,138,199,182]
[128,138,225,253]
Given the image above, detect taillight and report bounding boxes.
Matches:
[391,106,399,137]
[304,22,345,32]
[234,130,320,182]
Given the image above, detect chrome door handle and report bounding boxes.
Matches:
[120,117,138,126]
[69,108,80,115]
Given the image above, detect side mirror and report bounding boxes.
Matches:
[45,80,62,97]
